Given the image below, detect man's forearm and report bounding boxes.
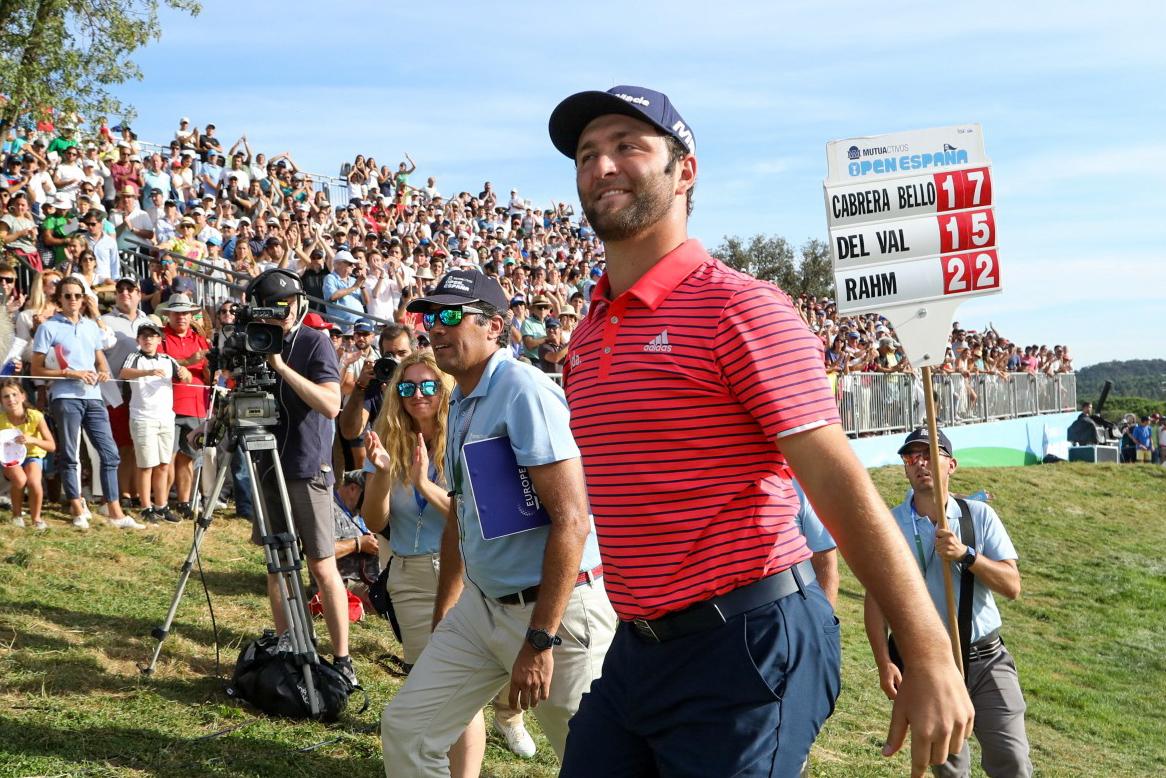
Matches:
[274,362,340,418]
[811,549,839,607]
[526,458,591,634]
[863,592,894,666]
[338,389,369,439]
[433,502,465,626]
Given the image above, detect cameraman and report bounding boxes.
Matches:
[246,269,357,688]
[337,323,416,444]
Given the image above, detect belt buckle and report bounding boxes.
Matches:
[631,618,659,643]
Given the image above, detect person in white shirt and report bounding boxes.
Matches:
[52,146,86,205]
[119,321,191,523]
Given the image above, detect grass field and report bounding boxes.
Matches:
[1,462,1164,777]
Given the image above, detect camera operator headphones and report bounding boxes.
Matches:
[244,268,309,333]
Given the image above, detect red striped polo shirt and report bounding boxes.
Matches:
[563,240,840,621]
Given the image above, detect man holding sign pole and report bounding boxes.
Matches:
[549,85,972,777]
[864,428,1031,777]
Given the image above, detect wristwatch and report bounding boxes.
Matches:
[960,546,978,572]
[525,627,562,652]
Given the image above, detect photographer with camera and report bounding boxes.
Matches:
[337,323,416,449]
[245,268,357,688]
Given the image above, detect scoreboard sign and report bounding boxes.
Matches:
[823,124,1002,366]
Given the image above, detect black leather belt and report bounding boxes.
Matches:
[630,561,816,643]
[495,565,603,606]
[968,630,1003,663]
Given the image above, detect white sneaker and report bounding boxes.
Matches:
[32,519,48,531]
[108,516,146,530]
[72,513,91,529]
[493,717,537,759]
[11,515,25,528]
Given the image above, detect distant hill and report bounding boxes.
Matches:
[1077,359,1166,401]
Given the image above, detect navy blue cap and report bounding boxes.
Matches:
[353,319,376,333]
[406,269,509,313]
[549,85,695,159]
[545,317,561,329]
[898,427,954,457]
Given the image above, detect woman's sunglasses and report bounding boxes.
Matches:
[422,306,483,330]
[396,379,439,398]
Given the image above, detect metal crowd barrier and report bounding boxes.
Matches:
[839,371,1077,437]
[116,248,394,327]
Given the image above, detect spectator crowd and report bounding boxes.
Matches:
[0,113,1085,534]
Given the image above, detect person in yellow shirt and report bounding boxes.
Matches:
[0,379,56,530]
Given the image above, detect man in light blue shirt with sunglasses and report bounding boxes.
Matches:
[381,270,615,777]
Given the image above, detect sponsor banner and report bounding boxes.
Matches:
[825,124,988,184]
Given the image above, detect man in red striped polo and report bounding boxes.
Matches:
[549,86,974,778]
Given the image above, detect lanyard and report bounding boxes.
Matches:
[450,398,479,495]
[910,509,934,576]
[413,460,438,514]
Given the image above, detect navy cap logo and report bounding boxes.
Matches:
[443,275,473,294]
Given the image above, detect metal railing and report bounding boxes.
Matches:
[117,247,394,327]
[839,371,1077,437]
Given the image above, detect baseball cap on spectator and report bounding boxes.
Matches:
[510,295,526,307]
[237,216,251,225]
[333,250,356,265]
[207,234,223,247]
[50,194,71,210]
[137,320,165,337]
[265,216,279,226]
[589,267,602,278]
[116,276,138,290]
[548,85,696,158]
[353,319,376,334]
[898,427,954,457]
[302,312,334,331]
[172,277,197,295]
[180,116,190,124]
[406,269,509,312]
[264,237,283,248]
[545,317,561,329]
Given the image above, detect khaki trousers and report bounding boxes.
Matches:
[381,577,617,777]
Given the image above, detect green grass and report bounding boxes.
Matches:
[1,463,1164,776]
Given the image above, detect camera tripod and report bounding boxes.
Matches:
[140,393,325,717]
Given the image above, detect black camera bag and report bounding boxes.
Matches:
[226,631,356,721]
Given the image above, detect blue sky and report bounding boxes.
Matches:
[116,0,1164,369]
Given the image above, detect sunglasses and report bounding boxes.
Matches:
[396,379,439,398]
[901,451,948,466]
[61,292,85,300]
[422,306,484,330]
[0,277,15,284]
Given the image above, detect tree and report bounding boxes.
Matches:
[711,234,835,298]
[0,0,201,129]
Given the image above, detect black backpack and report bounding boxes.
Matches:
[226,631,359,722]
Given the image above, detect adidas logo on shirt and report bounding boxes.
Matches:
[643,329,673,353]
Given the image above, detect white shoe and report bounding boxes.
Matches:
[72,513,91,529]
[32,519,48,531]
[493,717,537,759]
[11,514,25,528]
[108,516,146,530]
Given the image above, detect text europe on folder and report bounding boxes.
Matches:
[462,435,551,539]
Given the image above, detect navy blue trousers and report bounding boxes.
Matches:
[560,580,841,777]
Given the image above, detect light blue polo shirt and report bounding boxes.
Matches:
[32,313,105,401]
[446,348,601,598]
[892,490,1018,642]
[793,480,836,553]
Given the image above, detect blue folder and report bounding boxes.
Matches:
[463,435,551,540]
